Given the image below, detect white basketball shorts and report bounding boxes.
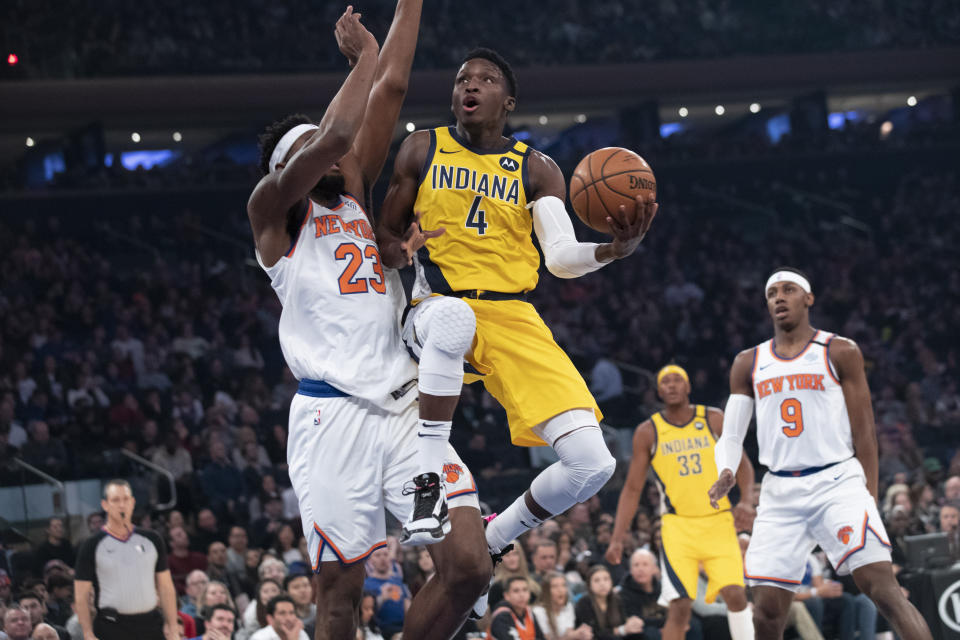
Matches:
[287,381,480,567]
[745,457,891,591]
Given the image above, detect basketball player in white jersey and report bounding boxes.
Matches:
[708,267,931,640]
[247,5,490,640]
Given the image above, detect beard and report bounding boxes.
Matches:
[311,173,346,201]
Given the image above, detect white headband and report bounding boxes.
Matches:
[269,124,319,173]
[765,271,811,295]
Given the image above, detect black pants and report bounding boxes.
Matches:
[94,609,164,640]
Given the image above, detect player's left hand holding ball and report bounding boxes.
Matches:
[604,193,658,260]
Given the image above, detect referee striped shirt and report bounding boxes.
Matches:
[75,527,168,614]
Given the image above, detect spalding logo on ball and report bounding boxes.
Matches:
[569,147,656,234]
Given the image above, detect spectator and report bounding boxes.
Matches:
[272,526,301,568]
[206,543,242,598]
[531,541,560,584]
[238,580,281,640]
[617,550,666,633]
[151,432,194,483]
[33,519,74,575]
[16,592,68,640]
[944,476,960,503]
[363,548,410,639]
[200,439,245,519]
[404,549,435,598]
[30,623,59,640]
[3,608,32,640]
[357,592,384,640]
[42,575,72,628]
[188,603,235,640]
[85,513,104,536]
[20,422,68,476]
[574,566,645,640]
[181,570,209,618]
[193,510,223,554]
[490,575,545,640]
[282,574,315,630]
[532,572,591,640]
[940,503,960,533]
[225,527,249,576]
[488,544,538,611]
[167,527,208,595]
[195,581,236,635]
[249,595,307,640]
[250,497,284,550]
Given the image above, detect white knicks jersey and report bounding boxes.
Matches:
[258,194,417,411]
[751,330,854,472]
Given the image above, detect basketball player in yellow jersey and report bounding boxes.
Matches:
[377,47,658,567]
[605,365,756,640]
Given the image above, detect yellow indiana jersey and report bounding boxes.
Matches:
[649,405,730,517]
[412,126,539,296]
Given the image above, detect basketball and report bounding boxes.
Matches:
[569,147,657,233]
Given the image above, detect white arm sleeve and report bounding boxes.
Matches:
[714,394,754,475]
[531,196,611,278]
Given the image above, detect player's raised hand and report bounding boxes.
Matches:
[708,468,736,510]
[334,5,378,67]
[605,193,658,259]
[399,211,445,265]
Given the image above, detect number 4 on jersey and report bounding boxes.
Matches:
[465,195,488,235]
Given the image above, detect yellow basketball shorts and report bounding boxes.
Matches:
[461,298,601,447]
[659,511,744,604]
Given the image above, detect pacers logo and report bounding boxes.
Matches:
[939,579,960,632]
[837,526,854,545]
[443,463,464,484]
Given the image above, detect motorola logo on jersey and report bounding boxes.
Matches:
[939,579,960,632]
[499,156,519,171]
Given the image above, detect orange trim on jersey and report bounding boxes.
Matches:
[285,201,313,258]
[836,512,870,567]
[744,572,802,585]
[867,520,891,547]
[823,335,841,384]
[769,330,820,362]
[447,472,478,499]
[313,522,386,566]
[751,347,759,384]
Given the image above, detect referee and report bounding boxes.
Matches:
[74,479,179,640]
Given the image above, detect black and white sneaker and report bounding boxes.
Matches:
[469,514,515,619]
[399,472,450,546]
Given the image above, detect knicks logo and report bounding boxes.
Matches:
[443,463,464,484]
[837,526,854,545]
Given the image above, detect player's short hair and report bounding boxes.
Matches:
[257,113,314,176]
[462,48,517,98]
[767,266,811,287]
[265,594,295,616]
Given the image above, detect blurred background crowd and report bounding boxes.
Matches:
[3,0,960,638]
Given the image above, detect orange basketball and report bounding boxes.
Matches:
[569,147,656,234]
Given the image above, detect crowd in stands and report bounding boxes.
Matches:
[0,131,958,639]
[5,0,960,79]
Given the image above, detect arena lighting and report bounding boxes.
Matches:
[678,107,688,118]
[538,115,548,125]
[405,122,415,133]
[131,132,141,143]
[575,114,587,123]
[25,137,35,147]
[172,131,182,142]
[715,105,725,116]
[750,102,761,113]
[907,96,917,106]
[7,53,18,65]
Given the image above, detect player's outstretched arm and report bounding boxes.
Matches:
[528,151,657,279]
[376,131,444,268]
[708,407,756,531]
[709,348,756,508]
[248,7,379,265]
[349,0,424,200]
[605,421,655,565]
[831,337,879,501]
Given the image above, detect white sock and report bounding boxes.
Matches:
[484,494,543,554]
[416,419,451,479]
[727,605,754,640]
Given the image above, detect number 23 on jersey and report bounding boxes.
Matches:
[335,243,386,295]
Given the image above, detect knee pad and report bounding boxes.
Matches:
[535,427,616,510]
[415,298,476,396]
[415,297,476,356]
